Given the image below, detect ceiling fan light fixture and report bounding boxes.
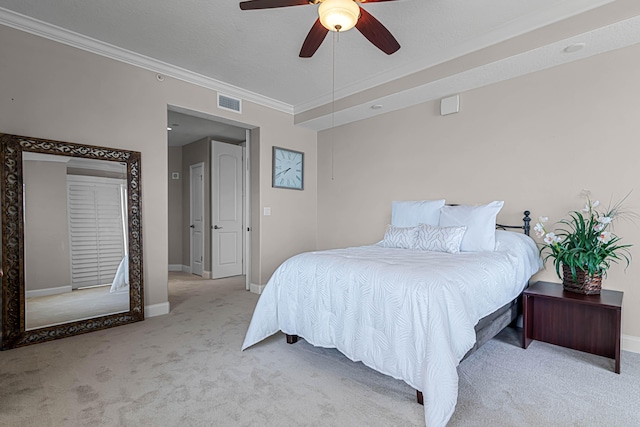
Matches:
[319,0,360,32]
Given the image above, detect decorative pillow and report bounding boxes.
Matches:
[439,201,504,252]
[391,199,446,227]
[381,225,418,249]
[415,224,467,254]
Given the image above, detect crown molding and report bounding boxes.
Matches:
[0,7,294,115]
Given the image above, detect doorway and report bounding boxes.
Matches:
[167,106,253,289]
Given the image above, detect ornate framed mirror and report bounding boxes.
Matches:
[0,133,144,350]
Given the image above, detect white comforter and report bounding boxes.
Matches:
[110,255,129,293]
[242,231,541,426]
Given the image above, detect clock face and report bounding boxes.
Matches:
[273,147,303,190]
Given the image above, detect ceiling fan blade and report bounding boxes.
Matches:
[299,19,329,58]
[355,7,400,55]
[240,0,310,11]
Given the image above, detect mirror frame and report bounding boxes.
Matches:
[0,133,144,350]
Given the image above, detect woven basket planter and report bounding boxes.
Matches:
[562,264,602,295]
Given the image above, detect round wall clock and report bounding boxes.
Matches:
[272,146,304,190]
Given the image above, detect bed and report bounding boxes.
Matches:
[110,255,129,293]
[242,202,542,426]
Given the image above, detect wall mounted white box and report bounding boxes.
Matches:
[440,95,460,115]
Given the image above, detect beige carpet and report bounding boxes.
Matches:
[26,285,129,330]
[1,272,639,426]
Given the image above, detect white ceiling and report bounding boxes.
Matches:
[1,0,640,134]
[167,110,247,147]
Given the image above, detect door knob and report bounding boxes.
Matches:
[213,225,223,230]
[190,225,195,228]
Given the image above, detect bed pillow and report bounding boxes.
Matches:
[439,201,504,251]
[381,225,419,249]
[415,224,467,254]
[391,199,446,227]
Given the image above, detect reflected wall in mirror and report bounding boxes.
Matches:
[1,133,143,350]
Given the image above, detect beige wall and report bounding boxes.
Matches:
[23,160,71,291]
[317,43,640,347]
[0,24,318,312]
[168,146,183,266]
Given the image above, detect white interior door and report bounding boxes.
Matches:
[212,141,243,279]
[190,163,204,276]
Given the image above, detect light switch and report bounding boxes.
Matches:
[263,207,271,216]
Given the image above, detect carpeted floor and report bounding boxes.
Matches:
[26,285,129,330]
[1,272,639,426]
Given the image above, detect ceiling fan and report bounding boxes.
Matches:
[239,0,401,58]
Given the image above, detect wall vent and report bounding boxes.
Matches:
[218,93,242,113]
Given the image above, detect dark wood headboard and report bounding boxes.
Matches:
[496,210,531,236]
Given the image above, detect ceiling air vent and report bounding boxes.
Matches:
[218,93,242,113]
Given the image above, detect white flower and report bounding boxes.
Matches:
[580,189,592,198]
[534,223,545,238]
[583,198,600,212]
[597,231,612,244]
[598,216,612,224]
[544,232,561,245]
[538,216,548,223]
[594,223,605,232]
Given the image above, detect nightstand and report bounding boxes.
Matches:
[522,281,623,373]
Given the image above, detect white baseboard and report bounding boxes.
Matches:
[168,264,182,272]
[250,283,265,294]
[145,302,170,318]
[183,265,192,274]
[26,285,72,298]
[623,334,640,354]
[203,270,211,279]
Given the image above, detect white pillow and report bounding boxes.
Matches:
[391,199,446,227]
[381,225,418,249]
[415,224,467,254]
[439,201,504,252]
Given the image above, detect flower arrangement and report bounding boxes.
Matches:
[535,191,633,282]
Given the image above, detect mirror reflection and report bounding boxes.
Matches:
[23,153,129,330]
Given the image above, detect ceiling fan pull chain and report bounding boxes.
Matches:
[331,30,336,180]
